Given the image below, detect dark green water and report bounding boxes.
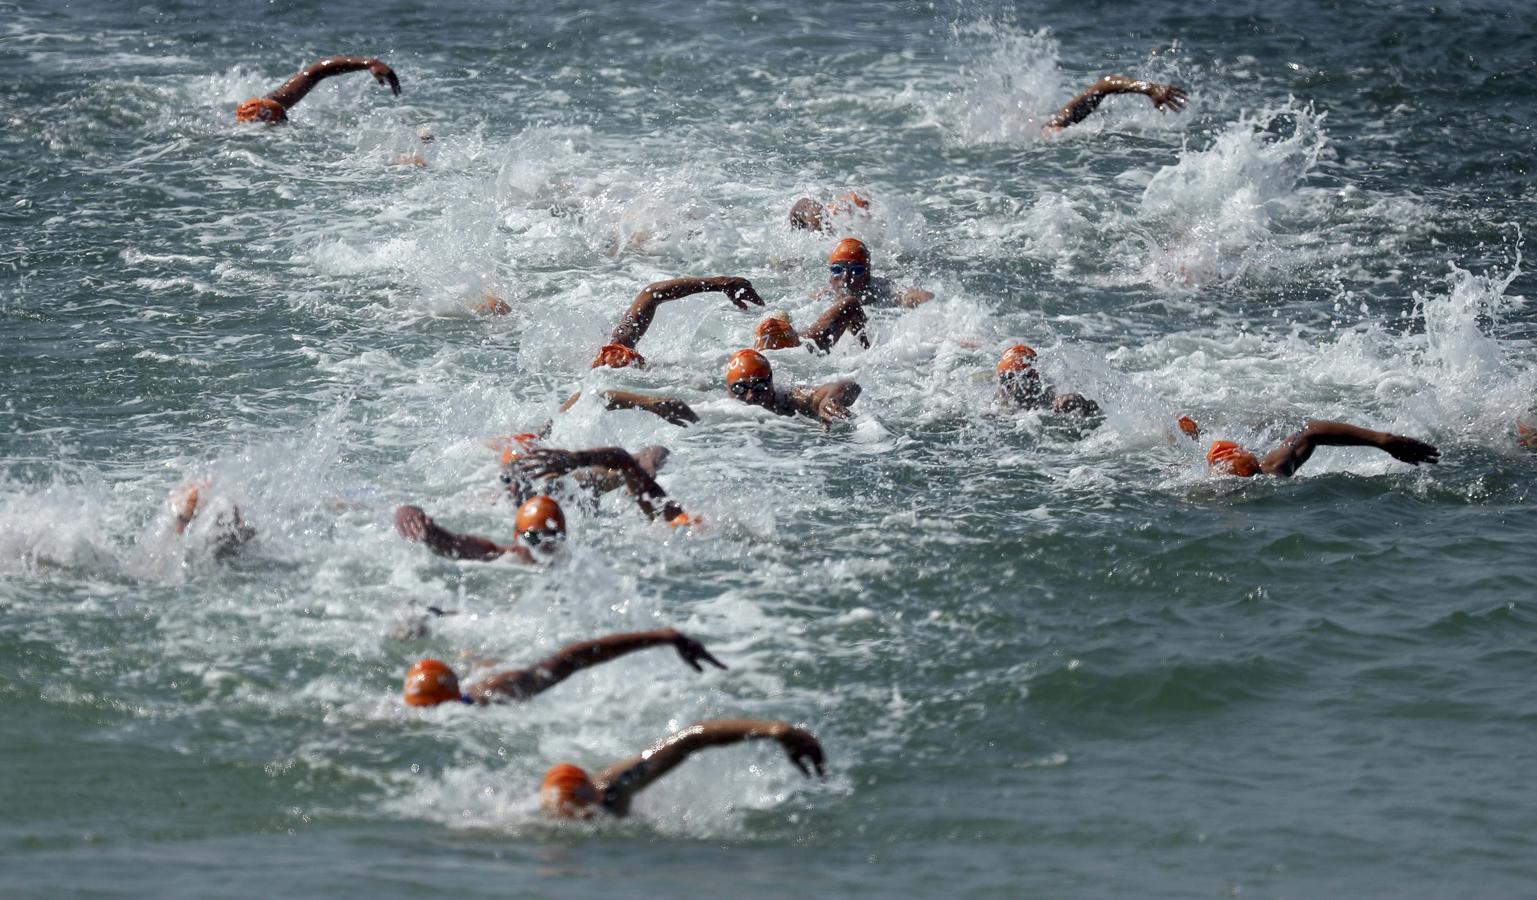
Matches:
[3,0,1536,896]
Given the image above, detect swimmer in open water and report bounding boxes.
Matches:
[541,719,825,818]
[1044,75,1188,136]
[592,276,766,369]
[755,238,932,354]
[235,56,400,124]
[725,348,860,429]
[169,480,254,557]
[395,495,566,563]
[994,344,1101,418]
[402,628,725,707]
[511,446,695,526]
[1205,421,1440,478]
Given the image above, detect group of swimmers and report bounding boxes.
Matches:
[202,55,1443,819]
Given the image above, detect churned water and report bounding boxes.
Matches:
[2,0,1535,896]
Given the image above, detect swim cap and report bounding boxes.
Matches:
[1207,440,1261,478]
[754,313,802,351]
[668,510,697,528]
[515,495,566,538]
[403,658,461,707]
[1177,416,1201,440]
[828,238,870,267]
[541,763,596,817]
[725,349,773,385]
[996,344,1039,377]
[591,343,647,370]
[491,433,543,467]
[235,97,287,124]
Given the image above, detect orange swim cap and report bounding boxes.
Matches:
[492,432,543,466]
[515,495,566,539]
[403,658,461,707]
[754,313,802,351]
[1518,420,1537,451]
[591,343,647,370]
[235,97,287,124]
[1207,440,1261,478]
[668,510,697,528]
[725,348,773,385]
[541,763,596,817]
[996,344,1039,377]
[828,238,870,267]
[1177,416,1201,440]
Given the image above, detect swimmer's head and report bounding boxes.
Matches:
[995,344,1044,404]
[1207,440,1261,478]
[415,125,434,143]
[755,313,802,351]
[828,239,872,291]
[726,349,774,403]
[1177,416,1202,440]
[996,344,1038,377]
[541,763,598,818]
[592,343,647,370]
[236,97,287,124]
[403,658,462,707]
[788,198,826,232]
[515,495,567,548]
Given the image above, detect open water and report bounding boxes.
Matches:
[2,0,1535,896]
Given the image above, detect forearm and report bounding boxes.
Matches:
[572,447,670,516]
[610,277,732,346]
[267,57,373,107]
[422,522,506,561]
[1298,420,1389,448]
[1049,75,1144,129]
[534,629,680,682]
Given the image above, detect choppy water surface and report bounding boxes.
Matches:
[3,0,1536,896]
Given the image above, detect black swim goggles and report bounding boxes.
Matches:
[729,377,772,397]
[828,263,868,277]
[520,527,565,548]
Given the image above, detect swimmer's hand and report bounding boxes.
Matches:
[643,396,700,427]
[898,287,935,309]
[1145,82,1187,113]
[1381,434,1440,466]
[512,448,585,480]
[394,505,433,541]
[774,724,826,778]
[669,630,728,673]
[817,398,852,430]
[1052,393,1101,418]
[722,277,766,311]
[367,58,401,96]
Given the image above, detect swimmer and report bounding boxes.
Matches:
[512,446,693,525]
[235,56,400,124]
[1044,75,1188,136]
[402,627,725,706]
[756,238,931,354]
[169,479,254,557]
[787,191,872,233]
[592,276,766,369]
[994,344,1101,418]
[1205,421,1440,478]
[394,495,566,563]
[388,125,435,168]
[541,719,825,818]
[725,348,861,429]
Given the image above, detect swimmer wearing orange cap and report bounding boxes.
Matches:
[593,276,766,369]
[1043,75,1189,136]
[994,344,1101,418]
[540,719,825,819]
[235,56,400,124]
[402,627,726,707]
[510,446,693,525]
[787,191,872,234]
[1204,420,1440,478]
[823,237,933,311]
[725,348,861,428]
[394,494,567,563]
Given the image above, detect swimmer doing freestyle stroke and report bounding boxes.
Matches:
[402,627,725,707]
[236,56,400,124]
[1205,421,1439,477]
[755,238,932,353]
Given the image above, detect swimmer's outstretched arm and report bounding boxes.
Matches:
[801,296,869,353]
[394,505,532,563]
[1259,420,1441,478]
[515,447,684,520]
[266,56,401,110]
[607,277,766,349]
[1045,75,1187,134]
[593,719,825,815]
[464,628,725,703]
[560,389,700,427]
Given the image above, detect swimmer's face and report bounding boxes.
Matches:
[729,376,774,406]
[541,782,598,819]
[829,261,871,295]
[997,370,1045,406]
[520,526,566,558]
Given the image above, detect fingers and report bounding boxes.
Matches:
[701,649,727,670]
[788,753,810,777]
